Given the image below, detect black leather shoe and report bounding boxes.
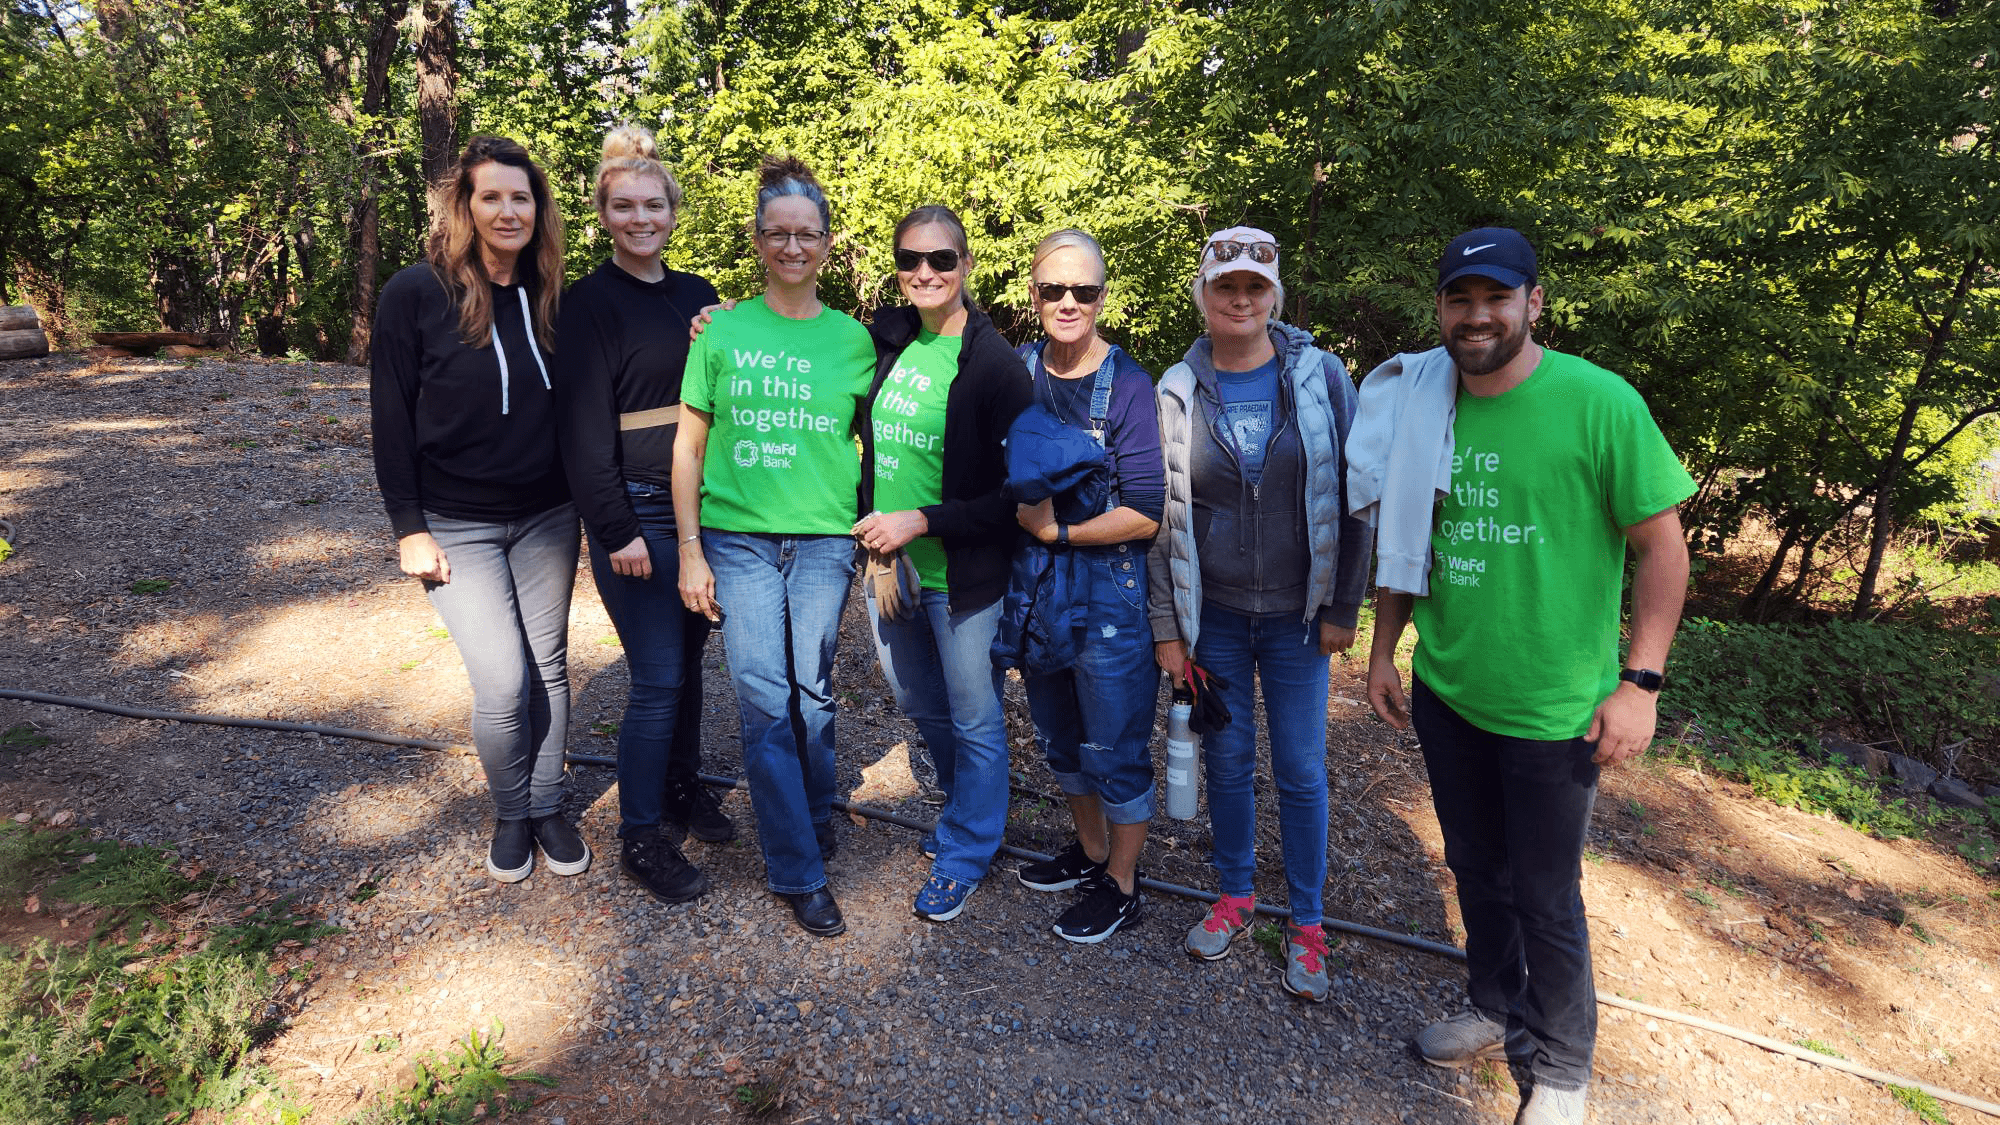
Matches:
[778,887,845,936]
[814,819,838,861]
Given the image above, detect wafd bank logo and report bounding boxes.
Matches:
[732,439,760,468]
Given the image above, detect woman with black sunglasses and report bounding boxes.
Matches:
[1006,228,1166,944]
[852,205,1030,923]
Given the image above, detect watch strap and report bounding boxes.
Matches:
[1620,667,1665,692]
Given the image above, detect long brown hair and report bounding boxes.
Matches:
[426,135,564,349]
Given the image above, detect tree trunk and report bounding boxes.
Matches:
[343,1,409,367]
[1850,251,1982,616]
[0,306,40,331]
[413,0,458,197]
[0,329,49,359]
[1741,519,1808,621]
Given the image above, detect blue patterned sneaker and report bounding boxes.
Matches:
[918,832,939,860]
[913,870,977,922]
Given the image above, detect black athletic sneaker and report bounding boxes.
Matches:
[1053,873,1143,944]
[666,775,737,843]
[1017,839,1107,892]
[529,814,591,876]
[621,828,709,904]
[487,818,534,884]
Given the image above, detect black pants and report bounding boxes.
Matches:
[1413,678,1600,1091]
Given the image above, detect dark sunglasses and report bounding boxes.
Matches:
[894,247,961,273]
[1204,240,1278,264]
[1033,282,1105,304]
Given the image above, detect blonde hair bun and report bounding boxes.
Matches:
[602,124,659,164]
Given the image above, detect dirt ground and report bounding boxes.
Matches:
[2,353,1997,1124]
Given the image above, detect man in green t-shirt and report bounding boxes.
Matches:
[1359,228,1693,1125]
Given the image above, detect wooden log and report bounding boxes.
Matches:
[0,305,40,332]
[159,344,217,359]
[84,345,138,360]
[88,330,224,351]
[0,328,49,360]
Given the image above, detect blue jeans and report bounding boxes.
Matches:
[1194,603,1330,925]
[705,530,855,894]
[1413,677,1600,1092]
[866,586,1007,883]
[423,503,580,820]
[587,482,712,839]
[1024,544,1158,824]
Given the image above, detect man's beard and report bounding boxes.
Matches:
[1446,318,1529,377]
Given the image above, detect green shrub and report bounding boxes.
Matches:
[1672,618,2000,771]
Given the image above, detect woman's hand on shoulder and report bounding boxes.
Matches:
[687,298,739,342]
[398,532,450,584]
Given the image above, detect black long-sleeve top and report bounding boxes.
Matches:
[369,263,568,538]
[552,260,720,550]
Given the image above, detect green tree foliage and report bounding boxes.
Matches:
[2,0,1994,613]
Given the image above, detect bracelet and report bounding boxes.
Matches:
[680,533,700,545]
[1056,523,1070,546]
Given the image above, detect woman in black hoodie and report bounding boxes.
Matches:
[369,136,587,886]
[852,205,1030,923]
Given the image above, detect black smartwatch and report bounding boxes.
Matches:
[1619,667,1664,693]
[1056,524,1070,547]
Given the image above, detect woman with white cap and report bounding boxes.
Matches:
[1147,226,1369,1001]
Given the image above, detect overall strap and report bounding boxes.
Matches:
[1089,346,1119,512]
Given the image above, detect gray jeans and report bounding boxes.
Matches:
[423,503,580,820]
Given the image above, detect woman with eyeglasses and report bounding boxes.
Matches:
[672,155,875,937]
[370,135,586,886]
[1007,229,1166,944]
[1148,226,1368,1000]
[554,125,734,909]
[852,205,1030,923]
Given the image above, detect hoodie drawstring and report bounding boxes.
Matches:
[489,286,551,415]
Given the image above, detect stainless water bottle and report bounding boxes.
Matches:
[1165,688,1199,820]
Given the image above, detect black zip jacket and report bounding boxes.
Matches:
[553,260,720,550]
[860,305,1031,612]
[370,263,569,538]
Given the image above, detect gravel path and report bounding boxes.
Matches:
[4,354,1996,1124]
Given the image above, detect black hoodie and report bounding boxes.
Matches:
[370,263,570,538]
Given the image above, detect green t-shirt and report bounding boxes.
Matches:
[1412,349,1695,740]
[870,332,960,590]
[680,296,876,536]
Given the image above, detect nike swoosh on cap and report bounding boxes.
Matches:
[1462,243,1498,256]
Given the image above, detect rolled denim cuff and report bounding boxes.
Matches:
[1046,765,1094,799]
[1099,784,1153,825]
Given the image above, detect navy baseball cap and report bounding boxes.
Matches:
[1436,227,1537,292]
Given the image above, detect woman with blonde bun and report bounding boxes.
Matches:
[555,125,732,908]
[672,155,874,937]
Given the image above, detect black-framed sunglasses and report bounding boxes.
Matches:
[894,247,961,273]
[1033,282,1105,304]
[1204,240,1278,264]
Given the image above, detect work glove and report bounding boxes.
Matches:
[865,548,919,622]
[1184,660,1232,736]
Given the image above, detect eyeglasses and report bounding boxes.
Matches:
[1033,282,1105,304]
[894,247,961,273]
[1203,240,1278,265]
[758,229,827,249]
